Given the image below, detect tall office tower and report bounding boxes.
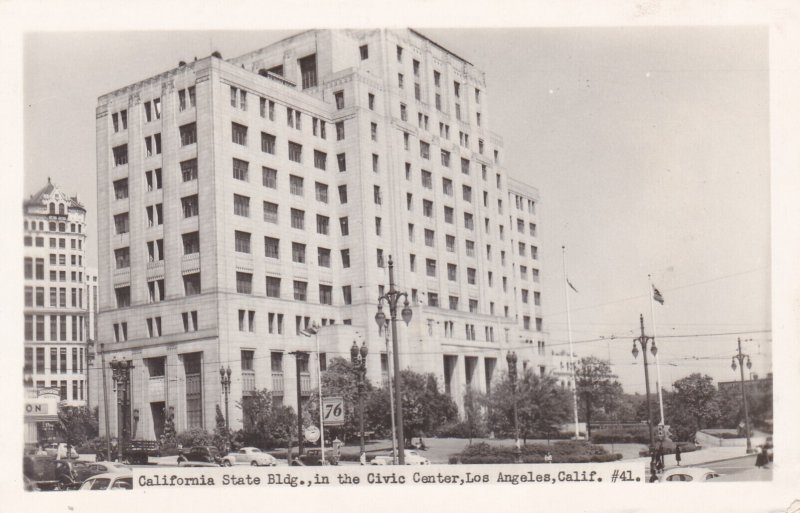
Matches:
[23,179,90,447]
[95,29,547,438]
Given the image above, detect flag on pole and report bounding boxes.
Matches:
[567,278,578,293]
[652,285,664,305]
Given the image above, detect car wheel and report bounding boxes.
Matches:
[222,460,232,467]
[251,461,259,467]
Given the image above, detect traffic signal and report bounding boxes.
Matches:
[656,424,665,440]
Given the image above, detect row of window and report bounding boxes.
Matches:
[24,286,84,309]
[23,220,82,234]
[23,236,83,252]
[24,346,85,376]
[24,258,85,282]
[24,314,86,342]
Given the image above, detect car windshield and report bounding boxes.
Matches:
[250,448,261,453]
[111,478,132,490]
[90,478,111,490]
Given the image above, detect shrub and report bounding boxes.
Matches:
[176,428,213,448]
[452,441,621,464]
[592,433,651,444]
[436,421,489,439]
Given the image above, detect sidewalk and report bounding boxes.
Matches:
[631,445,750,468]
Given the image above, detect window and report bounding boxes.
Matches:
[182,312,198,333]
[231,159,250,183]
[428,293,439,307]
[421,170,432,189]
[334,91,344,110]
[360,44,369,60]
[407,193,413,211]
[372,185,382,205]
[290,175,304,196]
[368,93,375,110]
[419,141,430,159]
[319,284,333,305]
[372,153,379,173]
[336,153,347,172]
[339,217,349,236]
[266,276,281,298]
[288,142,303,163]
[463,185,473,203]
[299,53,318,89]
[316,214,330,235]
[338,185,348,204]
[112,145,128,166]
[293,280,308,301]
[375,217,382,236]
[264,237,280,258]
[261,132,276,154]
[423,199,433,218]
[148,279,165,303]
[115,286,131,308]
[183,273,201,296]
[114,213,129,235]
[435,93,442,111]
[236,272,252,294]
[114,248,130,269]
[444,206,454,224]
[341,249,351,268]
[291,242,306,264]
[314,150,327,170]
[336,121,345,140]
[377,249,385,268]
[466,240,475,257]
[342,285,352,305]
[449,296,459,310]
[113,179,128,200]
[414,82,421,101]
[290,208,305,230]
[181,159,198,181]
[318,247,331,267]
[398,73,405,89]
[181,195,199,218]
[400,103,407,121]
[447,263,457,281]
[441,150,450,168]
[233,194,250,218]
[183,232,200,254]
[467,268,476,285]
[262,167,277,189]
[234,230,251,253]
[409,254,417,272]
[232,123,247,145]
[446,235,456,253]
[426,258,437,277]
[424,229,435,247]
[464,213,474,230]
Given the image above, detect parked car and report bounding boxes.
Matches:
[94,439,160,464]
[290,448,339,466]
[79,472,133,491]
[660,467,721,482]
[44,443,79,459]
[52,460,127,490]
[222,447,277,467]
[371,450,430,466]
[23,455,61,491]
[178,446,222,467]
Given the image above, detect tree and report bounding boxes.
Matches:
[212,404,229,452]
[665,373,721,441]
[487,370,571,442]
[304,357,376,442]
[56,405,98,452]
[574,357,622,439]
[236,389,296,449]
[462,388,486,444]
[364,370,458,444]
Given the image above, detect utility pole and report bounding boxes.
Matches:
[731,338,754,454]
[100,343,111,461]
[290,351,308,456]
[632,314,657,449]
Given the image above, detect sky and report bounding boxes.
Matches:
[23,27,771,394]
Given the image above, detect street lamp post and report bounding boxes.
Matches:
[219,365,232,449]
[506,351,522,463]
[731,337,754,454]
[110,357,133,462]
[631,314,657,449]
[351,341,368,455]
[375,255,413,465]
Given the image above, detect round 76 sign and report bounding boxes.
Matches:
[322,396,344,426]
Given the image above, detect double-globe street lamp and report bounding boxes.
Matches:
[220,365,232,450]
[506,351,522,463]
[351,341,369,456]
[110,357,133,462]
[731,337,754,454]
[631,314,658,449]
[375,255,413,465]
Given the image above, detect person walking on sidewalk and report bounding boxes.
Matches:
[674,445,682,466]
[755,445,769,469]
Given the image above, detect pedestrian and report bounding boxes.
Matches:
[544,452,553,464]
[755,445,768,469]
[656,443,665,472]
[359,451,366,466]
[649,460,658,482]
[674,444,682,467]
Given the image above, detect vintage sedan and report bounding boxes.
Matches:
[370,450,430,466]
[79,472,133,490]
[660,467,721,482]
[222,447,277,467]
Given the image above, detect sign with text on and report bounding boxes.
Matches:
[322,396,344,426]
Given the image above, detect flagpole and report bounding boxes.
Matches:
[562,246,581,440]
[648,274,665,425]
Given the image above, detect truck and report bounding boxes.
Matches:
[95,439,161,465]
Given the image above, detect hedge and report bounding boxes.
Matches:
[451,441,622,464]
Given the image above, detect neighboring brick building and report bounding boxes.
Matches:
[23,179,91,446]
[94,29,548,438]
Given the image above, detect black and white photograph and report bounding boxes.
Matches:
[3,1,800,512]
